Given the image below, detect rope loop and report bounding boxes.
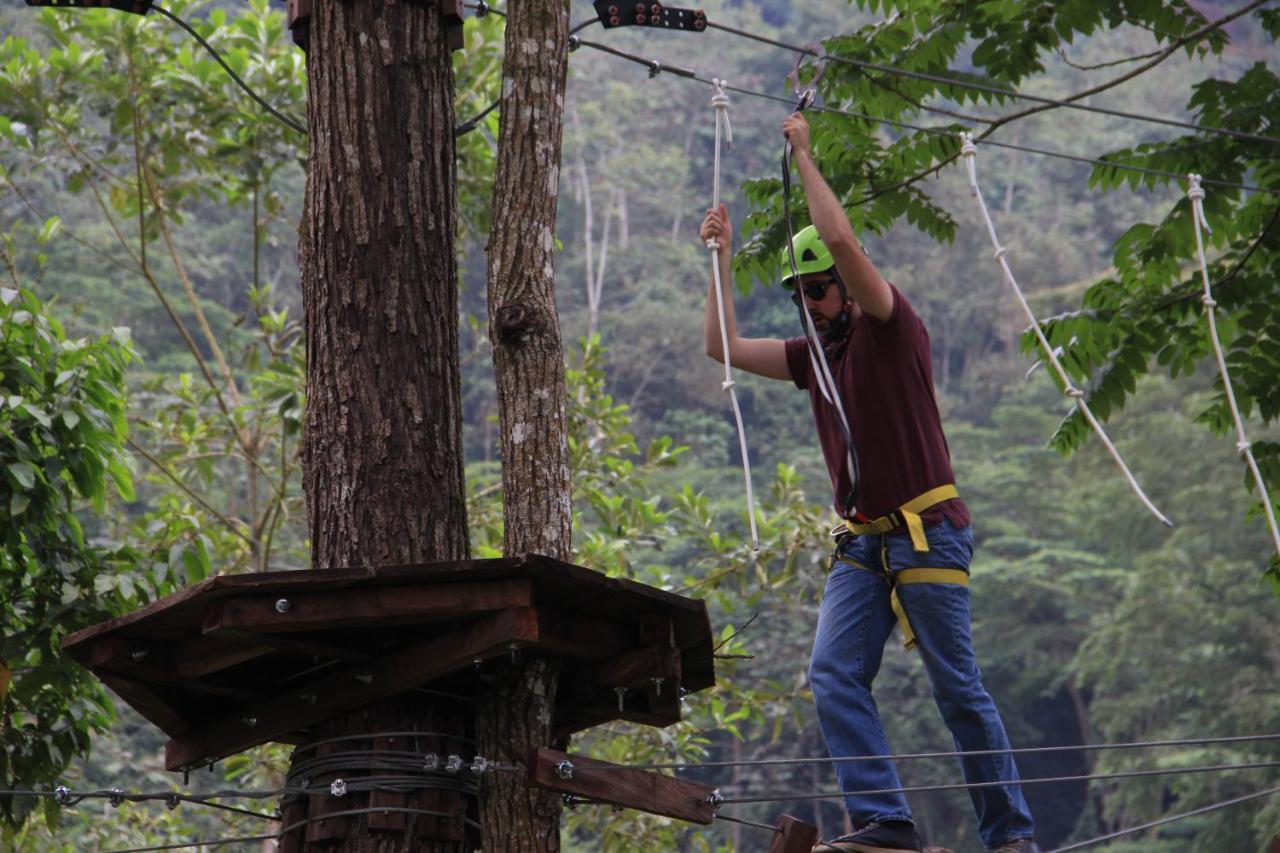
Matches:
[568,35,581,52]
[993,246,1008,260]
[1202,295,1217,308]
[711,78,733,148]
[1187,173,1205,202]
[959,131,976,158]
[705,238,720,251]
[1065,386,1085,399]
[648,60,663,78]
[721,379,736,392]
[1237,440,1252,454]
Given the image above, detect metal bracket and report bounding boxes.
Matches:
[593,1,707,32]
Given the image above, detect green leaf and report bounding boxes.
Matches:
[7,461,36,490]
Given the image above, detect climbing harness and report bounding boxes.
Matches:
[1186,176,1280,562]
[781,88,862,519]
[833,484,967,650]
[704,78,759,551]
[958,133,1172,528]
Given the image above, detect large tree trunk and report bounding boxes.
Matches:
[478,0,572,849]
[296,1,469,849]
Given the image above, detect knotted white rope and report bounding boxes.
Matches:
[707,78,759,551]
[1187,175,1280,561]
[958,133,1173,528]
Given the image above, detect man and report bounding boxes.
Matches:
[699,112,1038,853]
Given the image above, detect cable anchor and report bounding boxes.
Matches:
[330,778,347,798]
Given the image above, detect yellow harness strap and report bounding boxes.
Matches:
[844,484,960,552]
[890,568,969,650]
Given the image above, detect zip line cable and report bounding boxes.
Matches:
[151,4,307,136]
[705,0,1280,148]
[960,133,1172,526]
[718,758,1280,805]
[571,38,1277,197]
[1187,175,1280,562]
[620,731,1280,773]
[1049,783,1280,853]
[704,78,761,551]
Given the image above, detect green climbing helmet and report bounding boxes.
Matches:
[779,225,834,287]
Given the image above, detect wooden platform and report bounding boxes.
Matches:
[61,555,715,772]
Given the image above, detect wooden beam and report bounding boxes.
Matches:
[168,635,277,679]
[84,637,259,701]
[202,579,532,636]
[536,608,631,661]
[591,643,680,691]
[165,608,539,770]
[98,673,190,736]
[768,814,819,853]
[528,748,716,825]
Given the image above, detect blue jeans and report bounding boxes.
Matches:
[808,519,1036,848]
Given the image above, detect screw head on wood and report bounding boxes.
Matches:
[275,598,291,613]
[554,759,574,780]
[243,716,258,727]
[330,778,347,798]
[130,648,149,662]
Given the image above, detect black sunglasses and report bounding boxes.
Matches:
[790,278,836,306]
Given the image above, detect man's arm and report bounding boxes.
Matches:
[700,204,791,381]
[783,113,894,322]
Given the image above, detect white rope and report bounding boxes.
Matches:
[1187,175,1280,561]
[958,133,1173,528]
[707,78,759,551]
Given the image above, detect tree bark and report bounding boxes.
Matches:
[295,2,469,850]
[478,0,572,850]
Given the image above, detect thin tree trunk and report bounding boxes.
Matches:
[295,1,469,849]
[478,0,572,850]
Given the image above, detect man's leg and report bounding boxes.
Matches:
[810,541,911,826]
[888,521,1036,848]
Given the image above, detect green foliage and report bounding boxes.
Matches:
[0,264,133,831]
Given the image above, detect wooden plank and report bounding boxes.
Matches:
[164,608,539,770]
[202,579,533,636]
[591,643,680,690]
[84,638,259,701]
[367,734,407,831]
[528,748,715,825]
[167,635,277,679]
[537,608,631,661]
[98,673,190,736]
[768,814,819,853]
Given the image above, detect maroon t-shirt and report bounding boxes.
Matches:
[784,284,969,531]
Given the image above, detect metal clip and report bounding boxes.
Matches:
[423,752,440,771]
[54,786,73,806]
[445,754,464,773]
[109,789,126,808]
[470,755,490,774]
[706,788,724,811]
[614,686,626,711]
[330,778,347,798]
[165,794,181,811]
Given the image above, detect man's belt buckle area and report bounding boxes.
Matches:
[842,483,960,552]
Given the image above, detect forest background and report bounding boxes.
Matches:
[0,0,1277,850]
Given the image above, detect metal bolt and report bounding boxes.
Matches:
[472,657,482,670]
[609,15,620,25]
[275,598,291,613]
[109,788,125,808]
[445,754,464,773]
[651,4,661,14]
[679,686,689,698]
[608,4,618,12]
[509,642,518,663]
[130,649,149,663]
[165,794,181,811]
[355,673,373,685]
[243,716,258,727]
[330,778,347,798]
[652,677,664,695]
[554,760,574,780]
[300,692,317,704]
[470,755,489,774]
[54,786,72,806]
[636,13,646,23]
[614,686,626,711]
[706,788,724,811]
[423,752,440,771]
